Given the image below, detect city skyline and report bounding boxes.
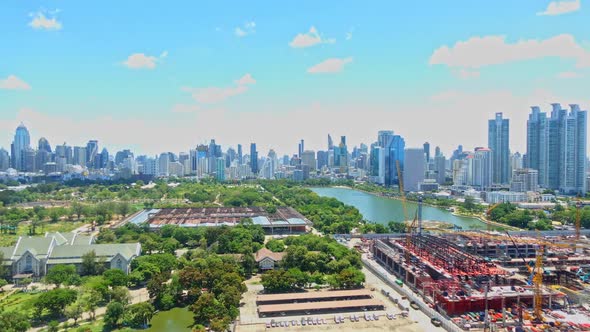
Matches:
[2,1,590,155]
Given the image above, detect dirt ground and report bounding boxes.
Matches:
[237,276,424,332]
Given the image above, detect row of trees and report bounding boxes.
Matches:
[261,180,363,233]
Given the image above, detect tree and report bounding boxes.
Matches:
[117,201,132,219]
[388,221,407,233]
[265,239,285,252]
[80,289,102,320]
[65,302,84,325]
[34,288,77,318]
[110,286,131,305]
[241,253,257,277]
[71,201,85,220]
[123,302,154,328]
[81,250,103,276]
[190,292,227,326]
[104,301,125,329]
[0,311,30,332]
[47,320,59,332]
[45,265,77,288]
[103,268,128,287]
[261,269,296,293]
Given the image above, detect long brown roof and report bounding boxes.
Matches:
[258,299,384,314]
[256,289,373,303]
[255,248,285,262]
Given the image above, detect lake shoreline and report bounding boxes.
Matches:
[324,186,519,231]
[310,186,487,230]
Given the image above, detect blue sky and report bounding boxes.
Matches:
[1,0,589,156]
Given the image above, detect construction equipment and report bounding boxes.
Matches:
[532,242,544,322]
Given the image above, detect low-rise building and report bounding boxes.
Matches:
[255,248,285,271]
[0,232,141,280]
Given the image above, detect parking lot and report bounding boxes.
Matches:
[237,276,424,332]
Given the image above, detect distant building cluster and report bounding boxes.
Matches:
[1,103,587,200]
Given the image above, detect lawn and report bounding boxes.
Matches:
[0,289,42,313]
[0,221,86,247]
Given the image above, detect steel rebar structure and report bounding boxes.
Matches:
[403,234,507,277]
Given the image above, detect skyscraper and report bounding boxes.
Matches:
[38,137,52,153]
[528,104,588,194]
[403,148,425,192]
[298,139,304,158]
[471,147,493,190]
[327,134,334,150]
[301,150,316,171]
[250,143,258,175]
[316,151,328,170]
[11,123,31,171]
[423,142,430,162]
[237,144,243,165]
[0,148,10,171]
[86,140,99,168]
[384,135,405,186]
[488,112,510,184]
[526,106,548,186]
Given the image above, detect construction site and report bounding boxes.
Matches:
[361,161,590,331]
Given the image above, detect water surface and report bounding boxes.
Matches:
[310,187,485,230]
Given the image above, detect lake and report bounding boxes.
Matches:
[310,187,486,230]
[139,307,193,332]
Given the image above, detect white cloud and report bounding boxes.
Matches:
[0,75,31,90]
[29,12,62,30]
[172,104,201,113]
[455,69,480,79]
[123,52,167,69]
[307,57,353,74]
[430,34,590,69]
[346,27,355,41]
[537,0,581,16]
[183,74,256,103]
[557,71,582,78]
[235,73,256,85]
[289,26,335,48]
[235,21,256,37]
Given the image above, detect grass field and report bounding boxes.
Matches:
[0,221,86,247]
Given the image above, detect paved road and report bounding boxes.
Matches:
[361,255,437,331]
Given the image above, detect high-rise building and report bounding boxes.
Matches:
[327,134,334,150]
[385,135,405,186]
[370,145,385,184]
[488,112,510,184]
[38,137,52,153]
[526,106,548,186]
[298,139,304,158]
[158,153,169,177]
[301,150,316,171]
[511,168,539,192]
[434,153,446,185]
[435,146,441,158]
[510,152,523,177]
[316,151,329,170]
[11,123,31,171]
[0,148,10,171]
[237,144,243,165]
[73,146,87,166]
[86,140,99,168]
[423,142,430,162]
[403,148,425,192]
[527,104,588,194]
[215,157,225,181]
[471,148,493,190]
[250,143,258,174]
